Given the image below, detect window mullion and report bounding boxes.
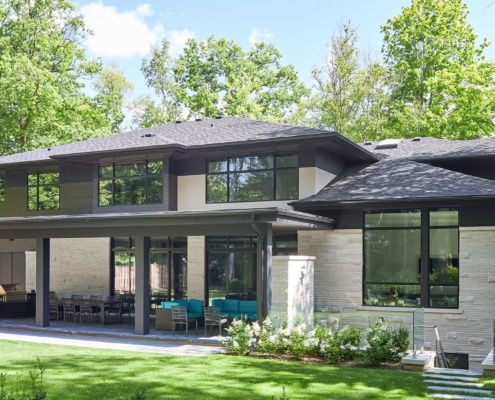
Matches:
[420,208,429,308]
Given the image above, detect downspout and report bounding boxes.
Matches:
[251,215,264,323]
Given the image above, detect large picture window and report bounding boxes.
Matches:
[363,208,459,308]
[207,154,298,203]
[28,172,59,210]
[99,161,163,206]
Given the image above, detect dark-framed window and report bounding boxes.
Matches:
[363,208,459,308]
[207,236,257,303]
[112,236,187,299]
[98,161,163,206]
[206,153,298,203]
[0,173,5,202]
[27,171,59,210]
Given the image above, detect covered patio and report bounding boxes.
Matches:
[0,208,333,335]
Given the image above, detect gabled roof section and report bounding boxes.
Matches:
[0,117,378,167]
[293,159,495,206]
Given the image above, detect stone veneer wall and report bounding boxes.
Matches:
[299,228,495,370]
[25,238,111,298]
[187,236,205,301]
[270,256,314,327]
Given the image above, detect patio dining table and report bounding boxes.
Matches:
[72,298,122,325]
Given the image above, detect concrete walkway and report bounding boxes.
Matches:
[0,317,225,356]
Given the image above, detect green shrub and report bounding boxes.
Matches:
[254,317,278,353]
[223,318,254,355]
[362,320,410,365]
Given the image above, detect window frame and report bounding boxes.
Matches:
[206,153,299,204]
[363,207,459,309]
[0,172,5,202]
[27,171,60,211]
[98,160,163,207]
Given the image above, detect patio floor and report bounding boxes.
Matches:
[0,316,225,355]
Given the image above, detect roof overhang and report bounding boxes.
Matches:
[0,208,334,239]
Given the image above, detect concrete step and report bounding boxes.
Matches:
[423,373,480,382]
[424,379,484,388]
[428,394,494,399]
[427,385,492,396]
[425,368,483,377]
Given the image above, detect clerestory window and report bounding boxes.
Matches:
[98,161,163,206]
[206,154,298,203]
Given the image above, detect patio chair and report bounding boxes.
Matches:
[172,306,197,336]
[71,294,83,299]
[49,297,61,320]
[204,307,227,336]
[105,296,122,324]
[79,299,97,324]
[62,298,78,323]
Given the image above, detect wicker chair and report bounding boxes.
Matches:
[204,307,227,336]
[172,306,197,336]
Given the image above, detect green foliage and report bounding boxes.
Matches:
[296,20,389,142]
[362,320,410,365]
[134,36,308,127]
[0,358,47,400]
[223,318,254,356]
[381,0,495,139]
[0,0,115,154]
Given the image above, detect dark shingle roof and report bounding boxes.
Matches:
[362,137,495,161]
[294,159,495,205]
[0,117,372,166]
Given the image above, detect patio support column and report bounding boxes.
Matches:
[255,223,272,320]
[135,236,150,335]
[35,237,50,327]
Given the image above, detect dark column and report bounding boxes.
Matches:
[135,236,150,335]
[420,207,429,308]
[259,224,273,319]
[35,237,50,327]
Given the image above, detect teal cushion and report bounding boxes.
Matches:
[161,301,180,309]
[228,313,243,319]
[239,301,256,314]
[223,300,240,313]
[188,299,204,315]
[212,299,224,312]
[174,299,188,308]
[187,312,202,318]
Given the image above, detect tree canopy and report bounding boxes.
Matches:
[133,36,309,127]
[381,0,495,139]
[0,0,113,154]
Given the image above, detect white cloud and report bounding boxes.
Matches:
[81,2,163,58]
[248,28,273,46]
[167,29,194,56]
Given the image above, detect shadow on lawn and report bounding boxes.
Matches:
[2,344,427,399]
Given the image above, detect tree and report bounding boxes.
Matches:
[175,36,309,122]
[293,21,389,142]
[0,0,111,154]
[93,63,134,133]
[134,39,183,127]
[381,0,495,139]
[134,36,309,126]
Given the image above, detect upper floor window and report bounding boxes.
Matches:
[207,154,298,203]
[0,173,5,202]
[28,172,59,210]
[98,161,163,206]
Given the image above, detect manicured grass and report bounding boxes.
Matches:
[0,340,428,399]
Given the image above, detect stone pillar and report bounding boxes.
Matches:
[35,238,50,327]
[270,256,315,328]
[135,236,150,335]
[187,236,205,301]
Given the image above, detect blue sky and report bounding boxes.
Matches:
[74,0,495,98]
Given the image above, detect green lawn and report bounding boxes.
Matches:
[0,340,428,399]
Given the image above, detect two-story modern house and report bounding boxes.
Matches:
[1,116,495,368]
